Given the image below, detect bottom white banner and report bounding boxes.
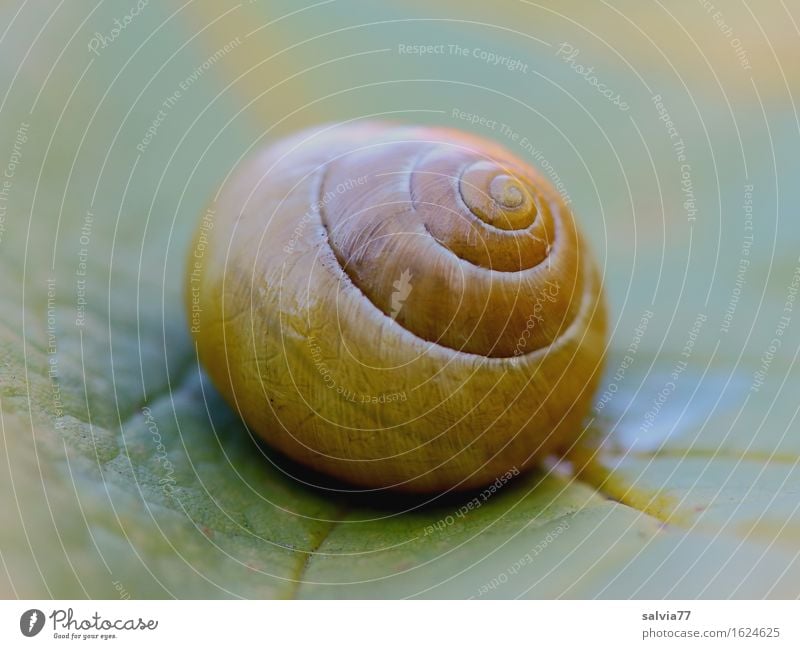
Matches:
[0,600,796,647]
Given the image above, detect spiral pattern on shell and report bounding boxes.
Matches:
[188,122,606,492]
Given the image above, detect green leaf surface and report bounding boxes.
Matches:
[1,0,798,598]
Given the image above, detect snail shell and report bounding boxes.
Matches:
[187,122,606,492]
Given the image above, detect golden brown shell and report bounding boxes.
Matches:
[187,122,606,492]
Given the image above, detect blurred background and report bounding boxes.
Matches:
[0,0,798,598]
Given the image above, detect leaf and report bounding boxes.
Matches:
[1,0,799,599]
